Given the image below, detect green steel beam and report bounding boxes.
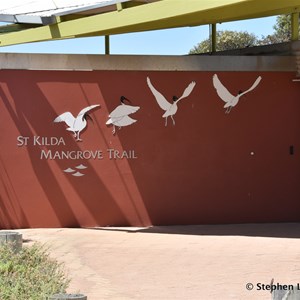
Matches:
[105,35,110,54]
[291,12,299,41]
[0,0,300,47]
[210,24,217,52]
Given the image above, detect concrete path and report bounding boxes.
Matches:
[13,223,300,300]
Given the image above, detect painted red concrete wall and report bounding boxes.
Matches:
[0,70,299,228]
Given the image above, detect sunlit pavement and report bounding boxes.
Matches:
[12,223,300,300]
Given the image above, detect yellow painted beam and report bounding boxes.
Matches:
[116,3,123,11]
[0,0,300,46]
[0,23,40,33]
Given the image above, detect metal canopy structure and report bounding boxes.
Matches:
[0,0,133,25]
[0,0,299,48]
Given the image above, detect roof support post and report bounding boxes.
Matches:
[210,23,217,52]
[116,3,123,12]
[105,35,110,54]
[291,12,299,41]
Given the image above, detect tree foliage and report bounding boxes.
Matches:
[189,14,298,54]
[258,15,295,45]
[273,14,293,41]
[189,30,257,54]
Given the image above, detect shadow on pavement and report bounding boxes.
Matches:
[89,223,300,238]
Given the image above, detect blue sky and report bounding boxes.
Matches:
[0,16,277,55]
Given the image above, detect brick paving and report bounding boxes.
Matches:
[12,223,300,300]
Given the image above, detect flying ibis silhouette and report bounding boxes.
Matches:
[213,74,262,113]
[54,104,100,141]
[106,96,140,135]
[147,77,196,126]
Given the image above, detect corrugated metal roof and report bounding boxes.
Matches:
[0,0,130,18]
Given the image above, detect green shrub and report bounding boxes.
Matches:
[0,242,70,300]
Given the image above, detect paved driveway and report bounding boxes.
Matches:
[13,223,300,300]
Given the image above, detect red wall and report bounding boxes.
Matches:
[0,70,299,228]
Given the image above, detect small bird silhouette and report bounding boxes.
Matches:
[106,96,140,135]
[54,104,100,141]
[213,74,262,113]
[147,77,196,126]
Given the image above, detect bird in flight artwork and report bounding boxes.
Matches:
[147,77,196,126]
[106,96,140,135]
[213,74,262,114]
[54,104,100,141]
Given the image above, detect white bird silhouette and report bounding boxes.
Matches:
[147,77,196,126]
[54,104,100,141]
[213,74,262,114]
[106,96,140,135]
